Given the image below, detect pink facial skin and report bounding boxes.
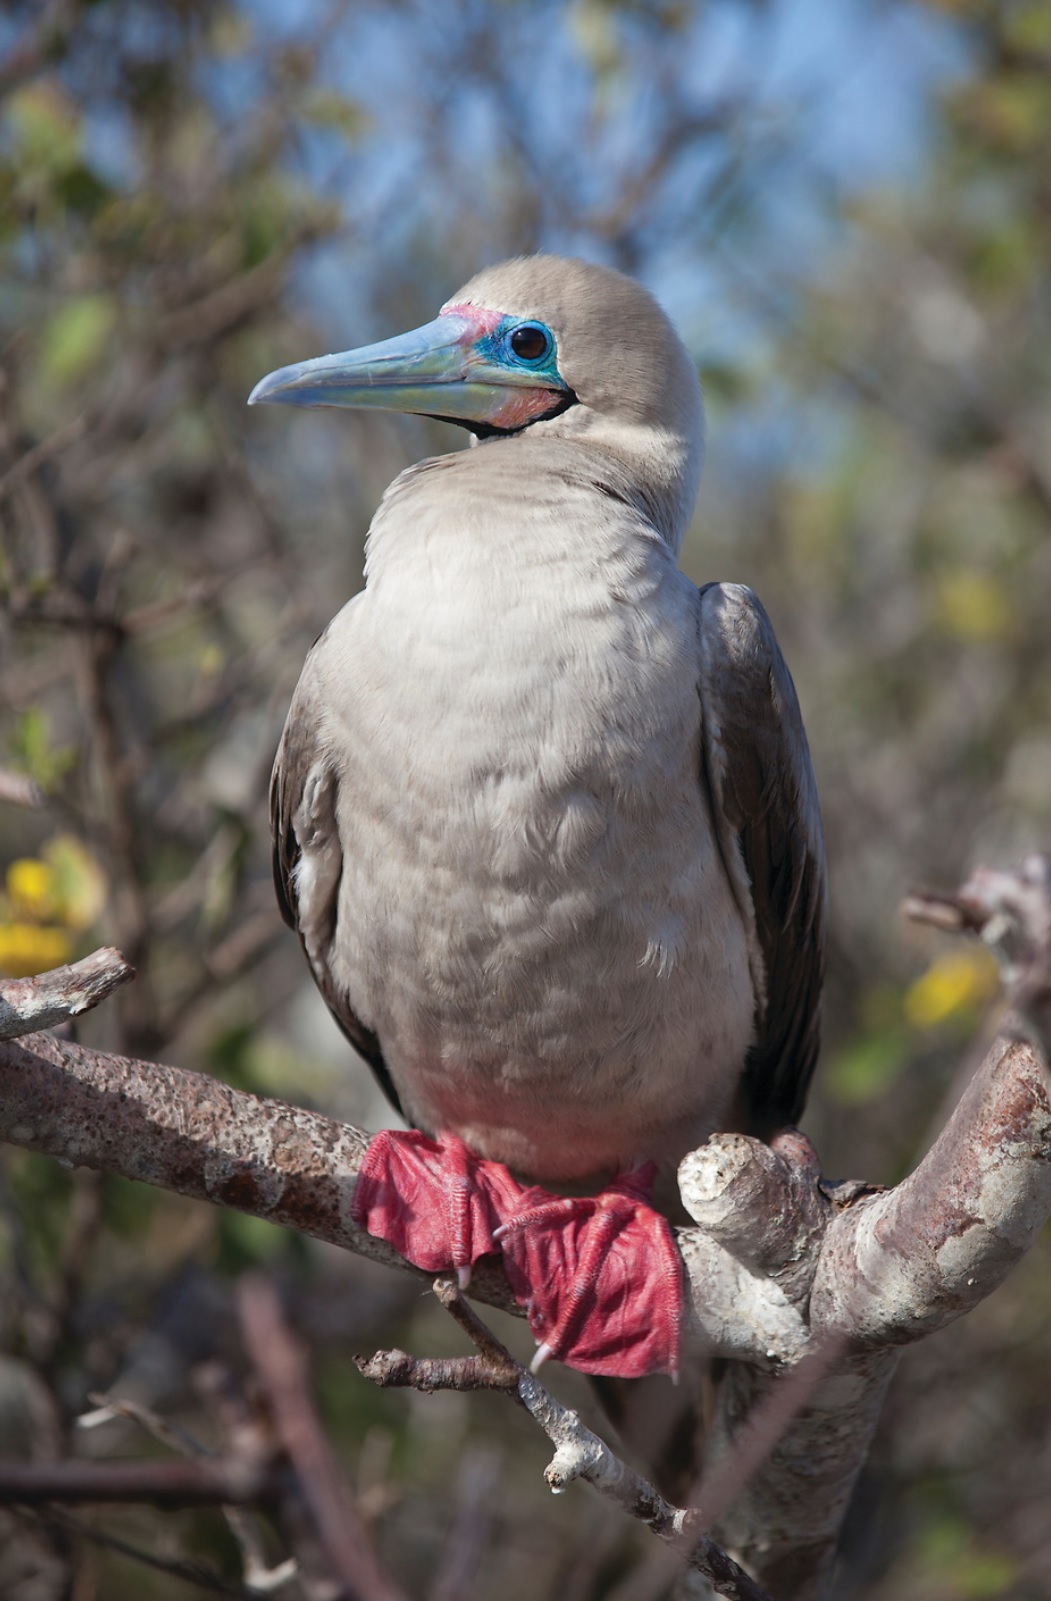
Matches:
[441,301,505,332]
[441,303,568,431]
[479,387,568,430]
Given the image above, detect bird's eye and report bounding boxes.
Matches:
[509,323,552,363]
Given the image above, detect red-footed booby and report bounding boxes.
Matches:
[251,255,825,1378]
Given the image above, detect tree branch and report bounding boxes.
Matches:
[1,859,1050,1599]
[360,1279,773,1601]
[238,1275,408,1601]
[0,948,135,1041]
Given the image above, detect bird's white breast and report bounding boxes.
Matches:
[301,447,755,1183]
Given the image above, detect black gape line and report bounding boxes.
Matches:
[430,387,579,440]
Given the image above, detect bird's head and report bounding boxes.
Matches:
[250,254,703,551]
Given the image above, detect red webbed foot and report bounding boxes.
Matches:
[351,1129,517,1287]
[352,1134,682,1378]
[494,1164,682,1378]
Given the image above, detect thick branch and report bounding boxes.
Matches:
[0,1028,395,1271]
[814,1035,1051,1343]
[675,1034,1051,1598]
[0,1028,798,1356]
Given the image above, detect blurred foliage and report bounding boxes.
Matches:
[903,947,1001,1030]
[0,833,106,975]
[0,0,1049,1596]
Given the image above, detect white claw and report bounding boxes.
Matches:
[456,1263,472,1291]
[530,1341,553,1373]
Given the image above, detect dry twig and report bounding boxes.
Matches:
[0,947,135,1041]
[0,1458,280,1506]
[24,1505,272,1601]
[238,1274,408,1601]
[361,1279,774,1601]
[80,1393,297,1594]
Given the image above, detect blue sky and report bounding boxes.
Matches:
[0,0,968,333]
[214,0,970,329]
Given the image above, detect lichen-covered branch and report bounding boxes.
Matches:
[0,1022,802,1357]
[677,853,1051,1598]
[813,1035,1051,1344]
[674,1034,1051,1598]
[0,1025,390,1272]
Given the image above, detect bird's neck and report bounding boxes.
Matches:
[580,426,699,557]
[362,439,681,617]
[516,407,701,557]
[371,423,697,570]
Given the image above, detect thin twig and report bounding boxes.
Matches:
[80,1392,212,1457]
[905,855,1051,1060]
[80,1392,298,1593]
[0,1458,280,1505]
[32,1169,106,1379]
[361,1280,773,1601]
[77,627,157,1050]
[24,1505,273,1600]
[0,412,88,507]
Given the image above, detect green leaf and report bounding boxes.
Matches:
[825,1027,908,1105]
[8,708,76,792]
[5,83,80,176]
[41,293,117,388]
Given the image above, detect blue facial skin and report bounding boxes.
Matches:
[477,318,566,390]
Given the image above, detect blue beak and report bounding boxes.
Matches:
[248,309,568,431]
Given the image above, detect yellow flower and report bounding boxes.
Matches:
[0,837,107,977]
[6,858,56,919]
[0,922,73,978]
[905,948,1001,1029]
[931,571,1014,644]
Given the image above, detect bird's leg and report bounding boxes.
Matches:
[440,1131,483,1290]
[353,1134,683,1378]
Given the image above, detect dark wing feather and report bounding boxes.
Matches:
[269,681,404,1118]
[696,582,826,1133]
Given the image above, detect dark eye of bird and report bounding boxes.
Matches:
[509,323,551,363]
